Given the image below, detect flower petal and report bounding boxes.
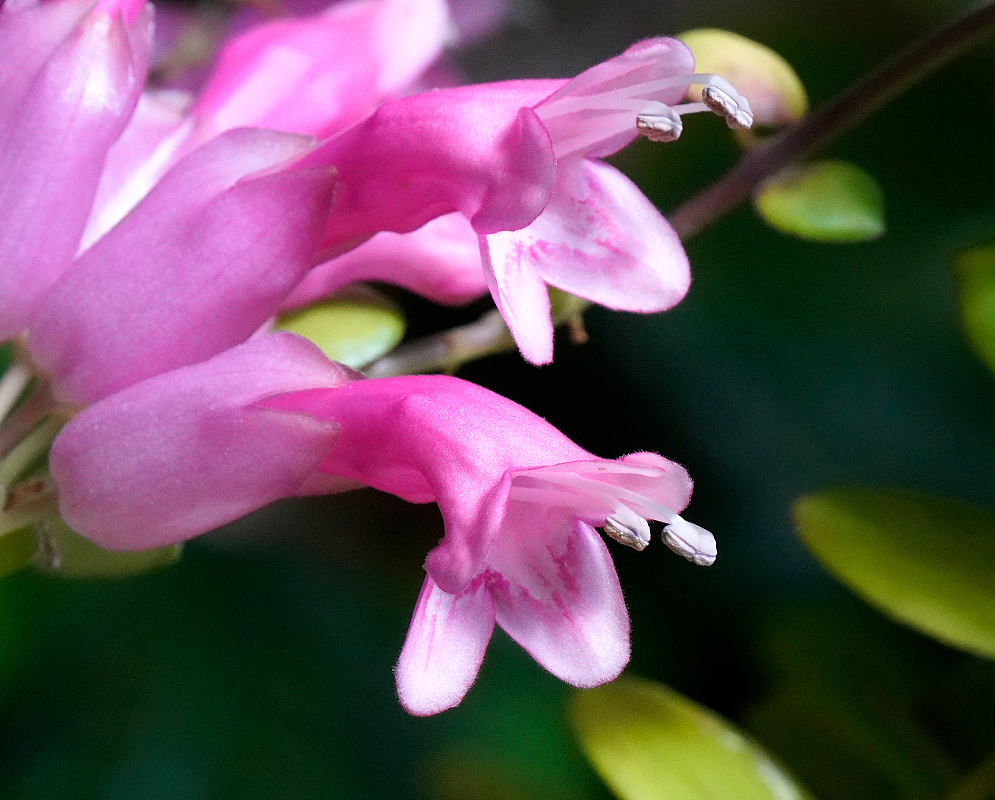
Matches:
[283,213,488,309]
[262,375,591,591]
[479,229,555,365]
[299,84,559,254]
[194,0,450,139]
[395,575,495,716]
[487,510,629,686]
[81,88,195,248]
[501,160,690,316]
[534,37,695,160]
[29,127,335,404]
[0,4,151,338]
[50,333,354,550]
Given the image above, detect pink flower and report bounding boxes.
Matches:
[51,360,714,715]
[0,0,340,407]
[263,375,716,714]
[300,38,753,362]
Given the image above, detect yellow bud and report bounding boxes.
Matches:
[276,286,406,369]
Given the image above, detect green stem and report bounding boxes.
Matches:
[0,416,64,494]
[669,0,995,239]
[365,309,514,377]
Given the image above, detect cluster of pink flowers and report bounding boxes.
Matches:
[0,0,746,714]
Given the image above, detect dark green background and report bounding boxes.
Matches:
[2,0,994,797]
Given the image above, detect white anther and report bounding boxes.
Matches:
[701,84,754,130]
[603,506,651,551]
[636,105,683,142]
[662,516,717,566]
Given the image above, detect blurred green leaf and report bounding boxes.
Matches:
[0,528,34,579]
[953,241,995,375]
[32,515,181,579]
[746,603,957,800]
[276,287,406,369]
[754,160,885,242]
[794,490,995,659]
[569,675,812,800]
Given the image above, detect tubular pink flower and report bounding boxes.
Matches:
[297,38,752,359]
[49,333,357,550]
[261,375,714,714]
[0,0,152,338]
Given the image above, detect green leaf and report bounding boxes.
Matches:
[33,515,181,579]
[754,160,885,242]
[953,240,995,374]
[569,675,813,800]
[794,489,995,659]
[276,287,405,369]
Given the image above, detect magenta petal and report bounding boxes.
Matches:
[29,127,335,405]
[300,83,559,254]
[395,575,495,716]
[480,228,555,365]
[195,0,450,139]
[82,88,194,247]
[50,333,353,550]
[0,4,151,338]
[501,160,690,316]
[263,375,590,590]
[487,510,629,686]
[283,213,488,309]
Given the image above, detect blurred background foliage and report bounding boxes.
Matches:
[2,0,995,797]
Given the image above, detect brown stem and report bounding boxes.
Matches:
[669,0,995,239]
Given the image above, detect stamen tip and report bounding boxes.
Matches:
[636,108,683,143]
[604,509,651,551]
[701,84,753,130]
[662,517,717,566]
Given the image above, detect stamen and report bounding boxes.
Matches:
[537,68,753,158]
[603,506,651,551]
[636,105,683,142]
[662,516,717,566]
[509,467,717,565]
[701,84,754,130]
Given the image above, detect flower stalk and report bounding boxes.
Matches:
[669,0,995,238]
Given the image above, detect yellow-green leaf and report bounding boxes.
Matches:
[953,240,995,375]
[276,288,405,369]
[570,675,813,800]
[33,515,181,579]
[794,489,995,659]
[754,160,885,242]
[679,29,808,127]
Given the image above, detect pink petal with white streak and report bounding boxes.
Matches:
[395,575,495,715]
[486,509,629,686]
